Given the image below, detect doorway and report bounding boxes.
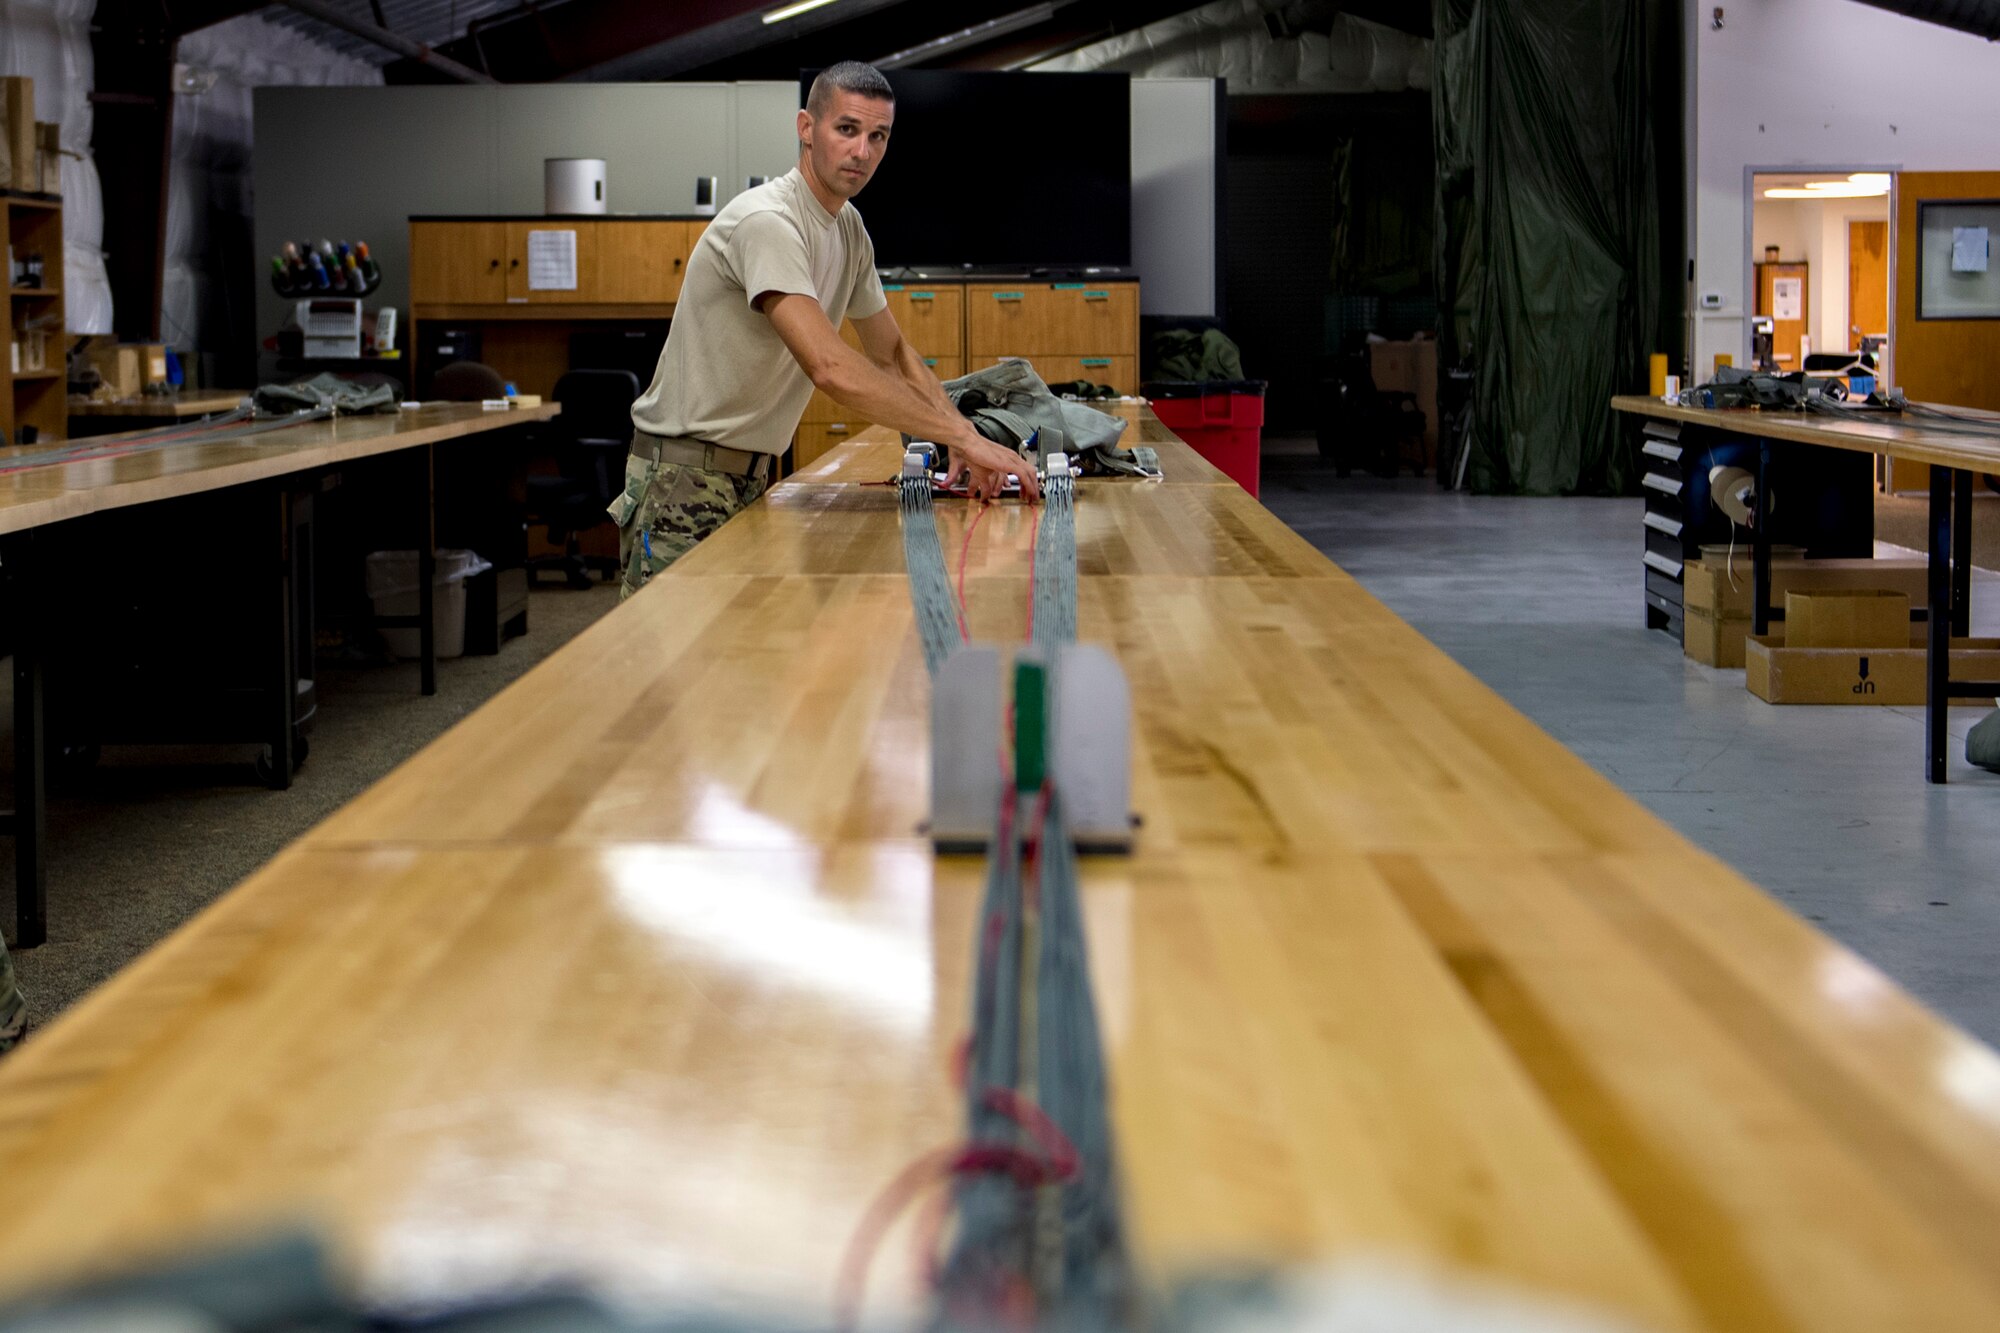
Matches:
[1747,169,1893,375]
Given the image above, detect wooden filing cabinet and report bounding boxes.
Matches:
[1010,354,1136,391]
[964,282,1140,392]
[410,221,511,305]
[407,216,709,401]
[795,356,963,470]
[882,284,963,358]
[411,219,700,310]
[598,221,698,304]
[795,284,966,467]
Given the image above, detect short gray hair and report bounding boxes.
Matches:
[806,62,894,118]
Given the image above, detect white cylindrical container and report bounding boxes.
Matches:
[545,158,607,215]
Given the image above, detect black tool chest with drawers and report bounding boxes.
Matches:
[1638,420,1877,643]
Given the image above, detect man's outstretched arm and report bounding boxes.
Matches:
[761,292,1039,501]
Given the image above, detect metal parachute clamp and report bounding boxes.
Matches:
[908,445,1136,854]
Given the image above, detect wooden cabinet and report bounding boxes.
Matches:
[8,194,65,444]
[410,221,509,304]
[964,353,1136,395]
[799,286,962,426]
[792,279,1138,460]
[409,218,704,314]
[408,216,708,397]
[591,220,696,304]
[966,283,1138,357]
[802,354,963,429]
[493,221,698,305]
[882,285,963,356]
[793,421,863,470]
[965,281,1140,394]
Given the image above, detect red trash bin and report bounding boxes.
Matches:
[1143,380,1268,497]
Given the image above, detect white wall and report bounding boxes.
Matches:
[1750,192,1889,355]
[1690,0,2000,379]
[1130,78,1217,317]
[735,81,802,187]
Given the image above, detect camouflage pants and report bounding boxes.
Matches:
[0,941,24,1055]
[608,450,767,600]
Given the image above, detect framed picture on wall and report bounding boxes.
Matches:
[1916,200,2000,319]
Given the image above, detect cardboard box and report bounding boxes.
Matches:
[1682,557,1931,669]
[1683,556,1930,616]
[1746,634,2000,705]
[1369,338,1438,468]
[83,341,168,399]
[1784,589,1911,649]
[2,78,33,193]
[83,341,137,398]
[1697,543,1806,568]
[1686,603,1751,668]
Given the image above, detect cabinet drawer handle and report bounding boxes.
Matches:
[1080,358,1111,368]
[909,291,934,301]
[829,424,850,434]
[923,358,938,367]
[488,258,500,269]
[1083,290,1109,300]
[1642,550,1683,579]
[992,291,1023,302]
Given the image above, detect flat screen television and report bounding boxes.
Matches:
[798,69,1130,270]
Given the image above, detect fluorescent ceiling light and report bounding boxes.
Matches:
[764,0,838,22]
[1763,172,1892,199]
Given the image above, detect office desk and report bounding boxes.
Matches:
[0,416,1996,1329]
[0,404,559,946]
[1612,395,2000,781]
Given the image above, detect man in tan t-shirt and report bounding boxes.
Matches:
[613,60,1038,599]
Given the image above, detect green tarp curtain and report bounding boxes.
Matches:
[1434,0,1662,495]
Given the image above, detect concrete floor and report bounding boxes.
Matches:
[1260,440,2000,1048]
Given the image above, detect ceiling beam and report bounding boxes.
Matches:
[578,0,912,79]
[276,0,498,81]
[379,0,774,83]
[163,0,271,38]
[379,0,1219,84]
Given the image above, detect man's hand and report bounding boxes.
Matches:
[946,428,1043,502]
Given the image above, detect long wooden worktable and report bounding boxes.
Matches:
[0,403,560,944]
[1611,394,2000,782]
[0,409,1997,1329]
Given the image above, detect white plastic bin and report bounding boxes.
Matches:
[365,549,491,660]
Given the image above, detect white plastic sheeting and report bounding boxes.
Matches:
[1031,1,1430,94]
[165,13,379,360]
[0,0,110,333]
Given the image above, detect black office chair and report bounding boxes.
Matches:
[431,360,506,402]
[527,369,640,588]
